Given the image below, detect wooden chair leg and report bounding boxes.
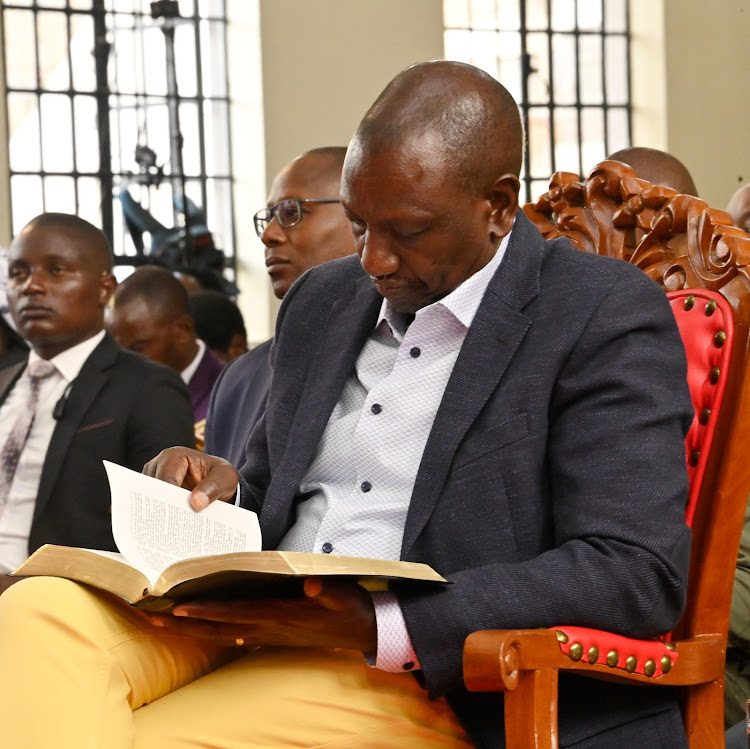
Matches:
[504,668,559,749]
[682,679,726,749]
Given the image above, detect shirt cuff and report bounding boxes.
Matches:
[368,591,421,673]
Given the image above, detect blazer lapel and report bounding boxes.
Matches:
[0,358,27,406]
[261,272,382,541]
[33,335,118,523]
[402,211,546,555]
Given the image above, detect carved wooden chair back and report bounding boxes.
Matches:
[463,161,750,748]
[523,160,750,650]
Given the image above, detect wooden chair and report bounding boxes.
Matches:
[463,160,750,748]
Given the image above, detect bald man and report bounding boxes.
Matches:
[608,146,698,196]
[0,65,692,748]
[204,146,356,466]
[726,183,750,234]
[0,214,195,594]
[107,265,225,421]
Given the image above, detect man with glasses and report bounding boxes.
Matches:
[204,146,356,467]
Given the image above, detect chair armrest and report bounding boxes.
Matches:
[463,627,726,693]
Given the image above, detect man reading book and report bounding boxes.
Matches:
[0,62,693,748]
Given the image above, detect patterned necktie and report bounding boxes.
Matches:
[0,359,57,503]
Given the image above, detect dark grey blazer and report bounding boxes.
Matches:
[239,211,694,748]
[0,333,196,554]
[204,338,272,468]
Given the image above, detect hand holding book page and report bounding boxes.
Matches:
[13,462,444,610]
[105,460,262,586]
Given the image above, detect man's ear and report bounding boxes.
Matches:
[99,273,118,306]
[487,174,520,243]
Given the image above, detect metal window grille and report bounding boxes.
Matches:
[444,0,631,204]
[1,0,234,276]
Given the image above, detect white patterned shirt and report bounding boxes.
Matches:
[278,230,512,671]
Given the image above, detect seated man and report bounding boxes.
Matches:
[0,213,195,594]
[107,265,224,421]
[0,62,693,748]
[204,145,356,466]
[607,146,698,195]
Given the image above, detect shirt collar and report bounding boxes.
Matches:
[181,339,206,384]
[376,225,513,341]
[28,329,106,383]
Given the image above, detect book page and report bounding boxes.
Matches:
[104,461,262,586]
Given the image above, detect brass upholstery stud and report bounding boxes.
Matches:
[625,655,637,673]
[606,650,619,667]
[709,367,720,385]
[714,330,727,347]
[587,646,599,664]
[555,630,569,644]
[683,295,695,311]
[689,448,700,467]
[568,642,583,661]
[660,654,672,673]
[664,641,677,651]
[699,407,711,425]
[705,300,717,316]
[644,659,656,677]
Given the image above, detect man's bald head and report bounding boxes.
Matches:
[727,183,750,234]
[107,265,200,372]
[348,60,524,198]
[112,265,190,319]
[19,212,113,273]
[608,147,698,197]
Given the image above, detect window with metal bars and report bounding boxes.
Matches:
[444,0,631,204]
[1,0,234,278]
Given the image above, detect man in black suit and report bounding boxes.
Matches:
[0,213,195,594]
[0,64,692,748]
[204,145,356,467]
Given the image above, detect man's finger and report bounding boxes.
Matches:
[303,577,360,612]
[188,462,239,511]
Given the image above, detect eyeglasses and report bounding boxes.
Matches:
[253,199,341,237]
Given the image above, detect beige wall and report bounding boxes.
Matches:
[631,0,750,209]
[232,0,445,339]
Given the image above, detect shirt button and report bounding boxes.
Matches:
[403,661,415,671]
[371,403,382,414]
[410,347,421,358]
[361,481,372,493]
[321,542,333,553]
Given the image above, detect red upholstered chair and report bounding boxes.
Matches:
[463,161,750,748]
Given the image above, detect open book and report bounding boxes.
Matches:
[12,462,446,611]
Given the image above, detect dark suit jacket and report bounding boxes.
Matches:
[0,333,196,555]
[188,346,224,421]
[238,212,694,748]
[203,338,272,467]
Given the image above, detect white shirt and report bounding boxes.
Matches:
[0,330,106,573]
[278,230,512,670]
[181,339,205,385]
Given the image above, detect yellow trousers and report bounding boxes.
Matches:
[0,577,473,748]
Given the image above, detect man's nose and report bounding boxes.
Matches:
[359,233,399,279]
[20,268,45,294]
[261,217,286,248]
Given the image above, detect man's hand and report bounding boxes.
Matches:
[143,447,240,511]
[147,577,378,655]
